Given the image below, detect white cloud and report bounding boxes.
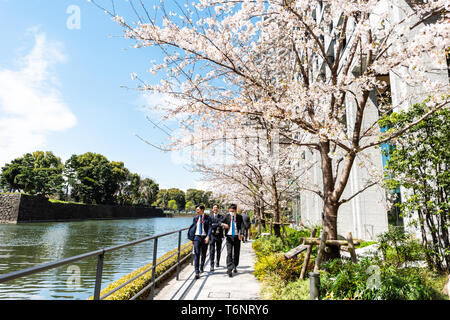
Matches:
[0,30,76,167]
[137,91,186,121]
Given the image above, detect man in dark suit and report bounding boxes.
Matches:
[242,210,251,243]
[188,204,212,279]
[221,204,244,277]
[209,204,224,271]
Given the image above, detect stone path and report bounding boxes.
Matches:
[154,239,261,300]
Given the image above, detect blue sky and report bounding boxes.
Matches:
[0,0,204,191]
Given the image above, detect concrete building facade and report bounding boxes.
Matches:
[292,0,448,240]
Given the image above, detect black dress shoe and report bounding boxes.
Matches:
[233,268,237,273]
[200,267,204,273]
[215,262,219,267]
[227,271,233,277]
[195,273,200,279]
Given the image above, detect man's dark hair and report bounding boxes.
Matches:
[196,204,205,210]
[212,203,219,208]
[228,204,237,210]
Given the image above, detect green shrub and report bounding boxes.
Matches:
[378,267,433,300]
[419,269,449,300]
[278,277,310,300]
[252,236,284,258]
[252,226,317,300]
[377,226,425,267]
[278,255,307,281]
[255,253,284,280]
[255,252,307,282]
[89,242,193,300]
[319,257,444,300]
[260,273,285,299]
[282,227,311,251]
[260,273,310,300]
[320,258,373,299]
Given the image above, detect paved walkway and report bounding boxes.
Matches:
[154,239,261,300]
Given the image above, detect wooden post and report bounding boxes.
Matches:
[346,232,358,263]
[300,228,317,280]
[314,230,327,273]
[269,219,273,236]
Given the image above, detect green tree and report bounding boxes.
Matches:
[167,188,186,211]
[138,178,159,206]
[0,151,64,196]
[115,166,131,205]
[0,159,25,193]
[167,199,178,212]
[110,161,131,204]
[123,172,141,205]
[203,191,213,207]
[154,188,186,210]
[186,189,204,205]
[154,189,169,208]
[65,152,128,205]
[381,101,450,273]
[186,188,212,207]
[185,201,195,212]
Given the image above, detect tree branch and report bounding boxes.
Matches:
[339,181,378,205]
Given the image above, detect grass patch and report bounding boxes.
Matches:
[48,198,85,205]
[354,241,377,249]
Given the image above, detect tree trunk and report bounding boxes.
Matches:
[272,197,281,237]
[319,140,341,260]
[271,176,282,237]
[417,208,436,271]
[322,201,340,260]
[259,201,266,229]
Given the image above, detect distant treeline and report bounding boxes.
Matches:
[0,151,218,209]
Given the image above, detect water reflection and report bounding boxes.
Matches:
[0,216,193,300]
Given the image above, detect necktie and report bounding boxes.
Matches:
[199,215,203,235]
[231,215,235,236]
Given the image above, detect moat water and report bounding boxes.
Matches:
[0,216,193,300]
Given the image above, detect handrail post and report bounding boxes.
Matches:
[93,252,104,300]
[0,226,189,300]
[176,230,182,280]
[148,237,158,300]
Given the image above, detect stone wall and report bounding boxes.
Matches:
[0,193,165,224]
[0,193,21,224]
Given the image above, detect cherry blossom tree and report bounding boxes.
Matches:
[93,0,449,258]
[188,114,316,236]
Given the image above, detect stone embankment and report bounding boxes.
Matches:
[0,193,164,224]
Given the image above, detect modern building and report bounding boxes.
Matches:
[292,0,448,240]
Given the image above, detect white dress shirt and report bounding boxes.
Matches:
[195,214,206,236]
[227,213,237,236]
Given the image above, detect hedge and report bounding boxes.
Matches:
[89,242,193,300]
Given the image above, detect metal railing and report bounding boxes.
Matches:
[0,227,192,300]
